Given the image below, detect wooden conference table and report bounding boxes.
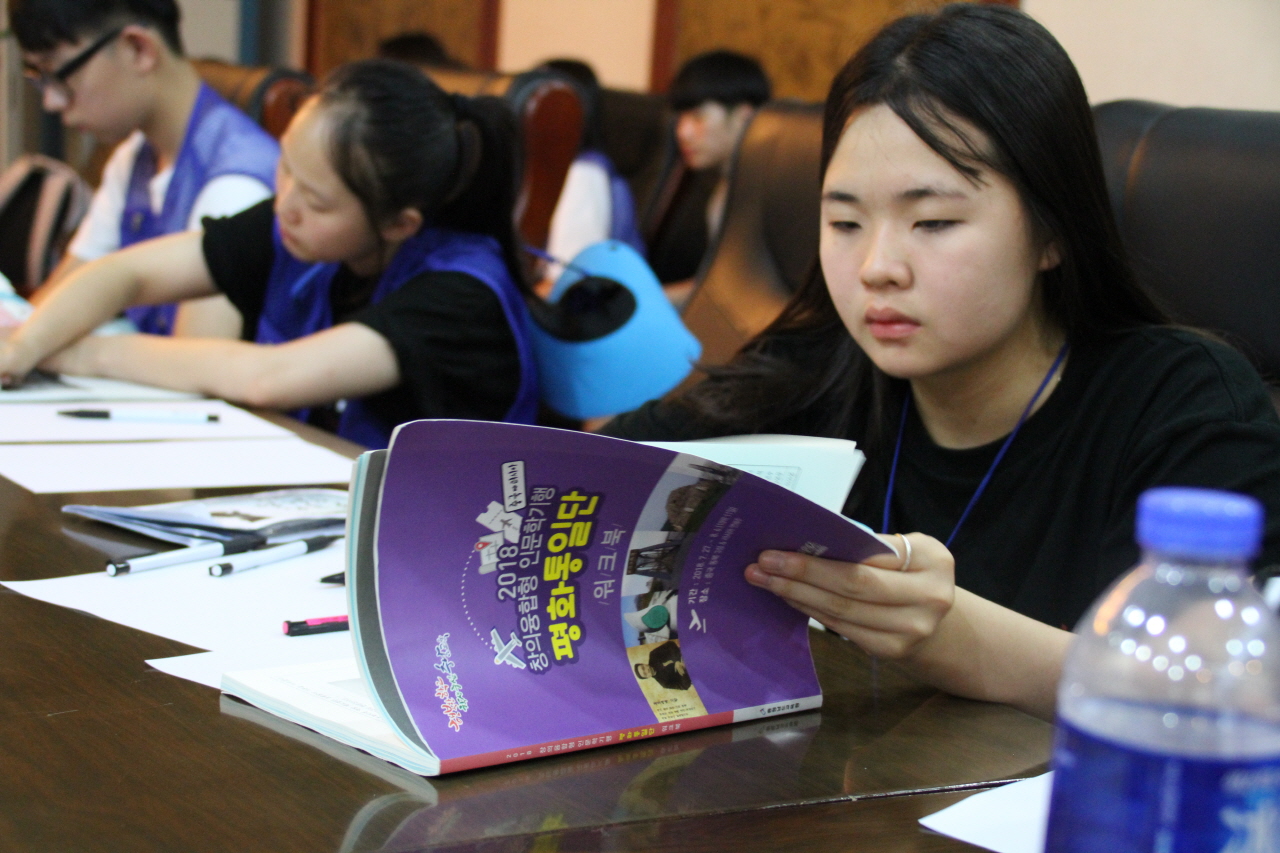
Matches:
[0,415,1053,852]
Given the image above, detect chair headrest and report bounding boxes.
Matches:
[1095,99,1280,379]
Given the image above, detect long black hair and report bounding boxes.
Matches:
[316,59,527,293]
[674,3,1166,479]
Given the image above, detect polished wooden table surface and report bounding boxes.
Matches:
[0,417,1052,852]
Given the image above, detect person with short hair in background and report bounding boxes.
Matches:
[662,50,770,302]
[11,0,279,338]
[670,51,770,243]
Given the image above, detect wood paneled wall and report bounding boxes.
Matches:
[655,0,1005,101]
[305,0,498,78]
[304,0,1018,95]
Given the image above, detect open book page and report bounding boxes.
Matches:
[222,656,438,776]
[642,435,864,513]
[219,694,440,801]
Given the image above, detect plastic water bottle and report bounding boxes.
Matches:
[1045,487,1280,852]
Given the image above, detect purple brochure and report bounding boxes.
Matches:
[360,420,889,773]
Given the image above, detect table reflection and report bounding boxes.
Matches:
[222,631,1051,852]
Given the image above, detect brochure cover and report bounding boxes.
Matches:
[351,421,891,773]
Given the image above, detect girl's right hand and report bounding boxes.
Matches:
[744,532,956,660]
[747,533,1073,719]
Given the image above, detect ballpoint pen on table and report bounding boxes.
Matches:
[106,533,265,576]
[208,535,342,577]
[59,408,221,424]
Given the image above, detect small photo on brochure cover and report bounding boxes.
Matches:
[620,455,738,721]
[619,456,740,650]
[627,639,708,722]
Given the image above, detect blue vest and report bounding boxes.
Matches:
[258,224,540,449]
[576,150,645,256]
[122,83,279,335]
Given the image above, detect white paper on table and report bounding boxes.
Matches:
[149,633,355,689]
[1,545,348,652]
[0,436,354,492]
[918,773,1053,853]
[0,373,200,403]
[0,400,292,443]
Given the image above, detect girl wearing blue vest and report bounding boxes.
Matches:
[0,59,539,449]
[117,80,279,337]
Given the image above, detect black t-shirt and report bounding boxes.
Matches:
[603,328,1280,629]
[201,200,522,431]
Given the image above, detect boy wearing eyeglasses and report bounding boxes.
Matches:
[11,0,278,337]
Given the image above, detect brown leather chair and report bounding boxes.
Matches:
[0,155,91,296]
[192,59,314,139]
[679,100,823,368]
[597,88,673,223]
[1094,100,1280,386]
[422,67,584,252]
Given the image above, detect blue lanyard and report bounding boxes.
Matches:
[880,342,1070,547]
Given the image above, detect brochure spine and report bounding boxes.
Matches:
[438,710,737,774]
[434,694,827,773]
[435,694,821,774]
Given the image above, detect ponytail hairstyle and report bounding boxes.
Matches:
[671,4,1167,501]
[316,59,528,292]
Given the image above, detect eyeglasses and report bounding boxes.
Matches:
[23,27,123,103]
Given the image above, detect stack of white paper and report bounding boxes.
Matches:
[1,544,352,688]
[0,376,359,683]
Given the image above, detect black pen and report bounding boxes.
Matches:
[106,533,265,576]
[59,408,221,423]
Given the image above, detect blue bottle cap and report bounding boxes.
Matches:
[1136,487,1263,560]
